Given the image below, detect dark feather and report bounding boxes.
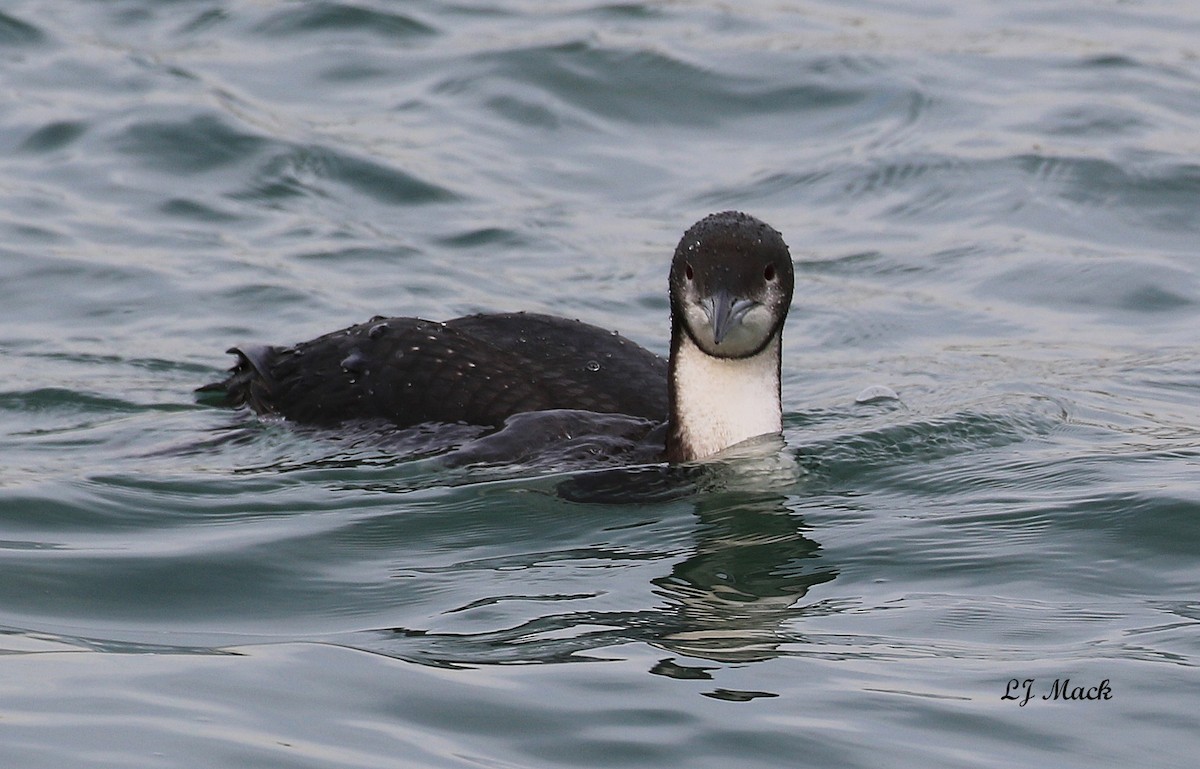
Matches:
[200,312,668,429]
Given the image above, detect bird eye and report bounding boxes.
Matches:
[763,264,776,281]
[684,263,694,280]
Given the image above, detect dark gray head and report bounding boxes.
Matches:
[669,211,794,359]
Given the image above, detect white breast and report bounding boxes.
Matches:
[671,334,782,460]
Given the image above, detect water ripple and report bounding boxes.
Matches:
[462,41,870,129]
[253,2,438,40]
[115,114,267,173]
[0,9,44,46]
[3,1,1200,765]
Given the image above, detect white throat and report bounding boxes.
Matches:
[670,333,782,461]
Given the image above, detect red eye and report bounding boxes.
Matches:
[764,264,776,281]
[684,263,694,280]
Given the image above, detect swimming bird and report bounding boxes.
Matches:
[201,211,794,464]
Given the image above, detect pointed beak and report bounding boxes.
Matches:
[706,289,757,345]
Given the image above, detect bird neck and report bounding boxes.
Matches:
[665,327,783,463]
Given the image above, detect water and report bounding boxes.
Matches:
[2,0,1199,766]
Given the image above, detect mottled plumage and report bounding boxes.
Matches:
[205,313,667,427]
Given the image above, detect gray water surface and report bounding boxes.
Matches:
[2,1,1199,767]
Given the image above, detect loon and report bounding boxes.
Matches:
[201,211,794,464]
